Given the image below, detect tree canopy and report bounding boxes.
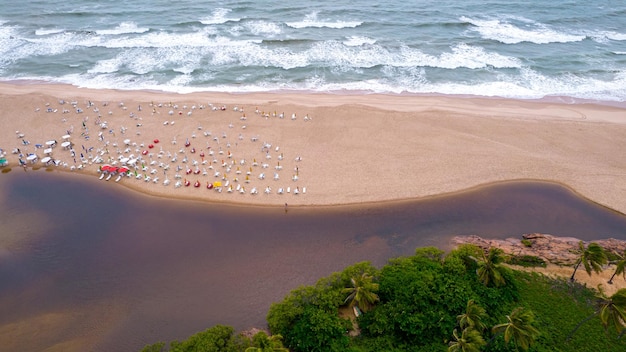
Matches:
[143,244,626,352]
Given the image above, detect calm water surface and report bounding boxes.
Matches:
[0,170,625,351]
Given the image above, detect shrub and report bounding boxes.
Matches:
[507,255,547,268]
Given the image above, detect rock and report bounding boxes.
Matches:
[452,233,626,266]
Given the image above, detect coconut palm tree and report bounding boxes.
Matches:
[570,241,607,282]
[608,250,626,285]
[448,328,486,352]
[343,272,379,313]
[492,307,540,351]
[245,332,289,352]
[473,247,507,287]
[567,287,626,340]
[457,299,488,332]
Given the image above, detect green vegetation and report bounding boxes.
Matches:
[141,244,626,352]
[140,325,288,352]
[570,241,607,282]
[608,250,626,285]
[506,255,546,268]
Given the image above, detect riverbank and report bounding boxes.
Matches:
[1,82,625,213]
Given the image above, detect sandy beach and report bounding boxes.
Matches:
[1,82,626,214]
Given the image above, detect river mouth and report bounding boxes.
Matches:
[1,171,625,351]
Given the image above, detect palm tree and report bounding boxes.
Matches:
[608,250,626,284]
[457,299,488,332]
[492,307,540,351]
[448,328,486,352]
[473,247,507,287]
[342,272,379,313]
[570,241,607,282]
[245,332,289,352]
[567,287,626,340]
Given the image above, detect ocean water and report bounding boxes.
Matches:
[0,0,625,102]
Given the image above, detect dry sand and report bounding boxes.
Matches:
[1,81,625,213]
[513,263,626,297]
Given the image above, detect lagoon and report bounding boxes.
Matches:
[0,171,625,351]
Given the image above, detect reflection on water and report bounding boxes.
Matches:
[0,171,625,351]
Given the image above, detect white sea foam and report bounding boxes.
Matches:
[461,16,585,44]
[35,28,65,36]
[286,11,362,29]
[200,8,237,25]
[0,26,23,67]
[89,58,120,74]
[95,22,149,35]
[435,43,521,69]
[343,36,376,46]
[590,30,626,43]
[41,65,625,103]
[7,31,74,58]
[97,28,218,48]
[246,21,282,36]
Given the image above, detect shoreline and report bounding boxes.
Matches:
[7,79,626,109]
[1,82,626,213]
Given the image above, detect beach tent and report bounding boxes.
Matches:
[101,165,113,173]
[0,158,7,166]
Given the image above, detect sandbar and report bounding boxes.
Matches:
[1,81,625,214]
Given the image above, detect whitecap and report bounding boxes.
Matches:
[590,30,626,43]
[35,28,64,36]
[436,43,521,69]
[200,8,238,25]
[286,11,361,29]
[95,22,149,35]
[88,58,121,74]
[246,21,282,36]
[343,36,376,47]
[461,15,585,44]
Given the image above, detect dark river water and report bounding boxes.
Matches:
[1,170,625,351]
